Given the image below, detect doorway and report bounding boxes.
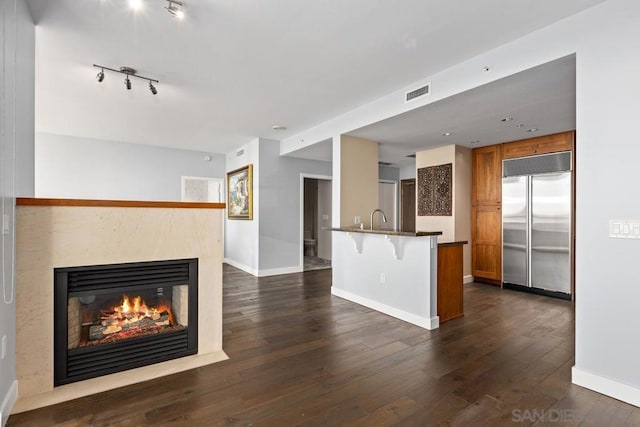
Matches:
[181,176,224,202]
[400,179,416,232]
[302,176,332,271]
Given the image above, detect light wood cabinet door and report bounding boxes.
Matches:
[471,205,502,281]
[502,131,574,159]
[438,244,464,322]
[472,145,502,206]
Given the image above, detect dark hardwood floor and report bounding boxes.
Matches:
[8,265,640,426]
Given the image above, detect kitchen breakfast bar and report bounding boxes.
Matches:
[332,227,456,330]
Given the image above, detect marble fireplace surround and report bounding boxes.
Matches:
[13,198,228,414]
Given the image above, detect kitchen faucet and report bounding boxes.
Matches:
[370,209,388,230]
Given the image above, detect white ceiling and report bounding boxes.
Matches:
[350,54,576,165]
[28,0,601,155]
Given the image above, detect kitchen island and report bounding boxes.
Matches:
[331,227,443,330]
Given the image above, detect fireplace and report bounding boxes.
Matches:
[54,259,198,386]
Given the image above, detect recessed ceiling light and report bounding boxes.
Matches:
[500,117,513,122]
[272,125,287,131]
[527,128,538,132]
[442,132,452,136]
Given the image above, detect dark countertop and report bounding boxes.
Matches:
[331,227,442,237]
[438,240,468,247]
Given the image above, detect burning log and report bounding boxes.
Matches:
[89,312,170,340]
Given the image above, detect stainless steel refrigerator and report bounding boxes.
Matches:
[502,151,572,299]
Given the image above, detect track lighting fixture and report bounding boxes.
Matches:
[165,0,185,20]
[128,0,144,11]
[93,64,159,95]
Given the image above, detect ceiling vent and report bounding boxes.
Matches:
[405,83,430,102]
[236,149,245,157]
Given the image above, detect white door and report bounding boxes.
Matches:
[378,181,398,229]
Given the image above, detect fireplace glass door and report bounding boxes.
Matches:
[68,285,189,349]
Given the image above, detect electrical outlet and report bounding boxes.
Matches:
[2,214,9,235]
[354,216,361,224]
[380,273,386,284]
[1,335,6,359]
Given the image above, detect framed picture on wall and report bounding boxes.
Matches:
[227,164,253,220]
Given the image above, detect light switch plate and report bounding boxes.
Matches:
[354,216,361,224]
[609,220,640,239]
[1,214,9,235]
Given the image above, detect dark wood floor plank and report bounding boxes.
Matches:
[8,265,639,426]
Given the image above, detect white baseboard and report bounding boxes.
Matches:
[572,366,640,407]
[331,287,439,330]
[224,258,258,276]
[1,381,18,426]
[257,266,302,277]
[463,275,474,284]
[224,260,303,277]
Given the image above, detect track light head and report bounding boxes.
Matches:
[125,76,132,90]
[96,69,105,82]
[165,0,184,19]
[149,81,158,95]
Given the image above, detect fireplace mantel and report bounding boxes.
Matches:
[17,197,226,209]
[13,199,227,413]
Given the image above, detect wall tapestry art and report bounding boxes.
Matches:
[417,163,452,216]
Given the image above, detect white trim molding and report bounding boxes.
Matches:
[331,287,439,330]
[1,381,18,426]
[224,260,303,278]
[257,266,302,277]
[223,259,258,276]
[572,366,640,408]
[463,275,474,284]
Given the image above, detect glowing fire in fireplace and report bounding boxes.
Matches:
[112,295,173,325]
[90,295,175,340]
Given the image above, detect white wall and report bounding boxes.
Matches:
[283,0,640,407]
[258,139,331,273]
[36,133,225,201]
[378,165,399,181]
[570,0,640,404]
[399,162,416,180]
[224,139,332,276]
[224,139,260,274]
[1,0,35,423]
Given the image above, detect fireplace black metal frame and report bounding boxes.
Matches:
[54,258,198,386]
